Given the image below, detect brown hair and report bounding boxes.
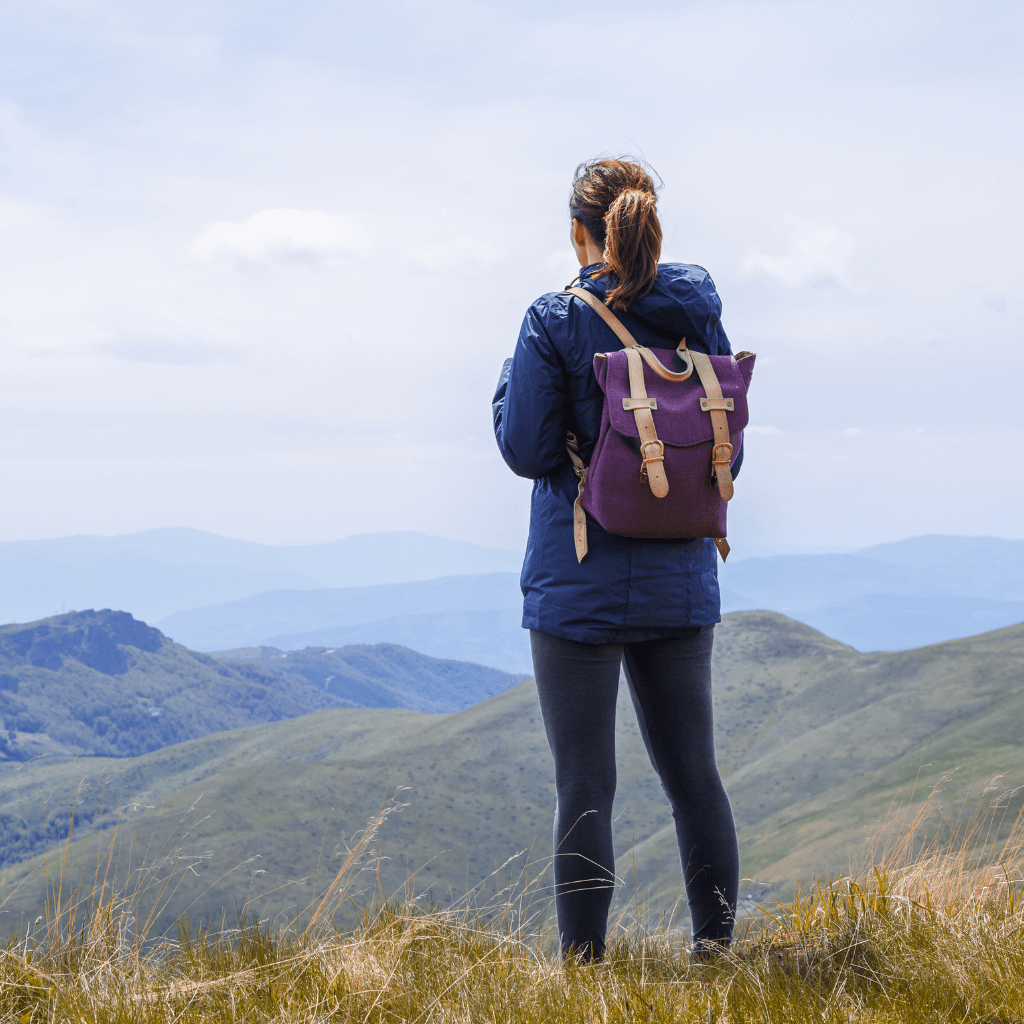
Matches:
[569,158,663,310]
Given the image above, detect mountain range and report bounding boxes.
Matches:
[0,529,522,625]
[161,574,529,668]
[153,535,1024,670]
[3,530,1024,673]
[719,534,1024,650]
[2,610,1022,936]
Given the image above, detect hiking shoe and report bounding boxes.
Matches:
[688,940,729,963]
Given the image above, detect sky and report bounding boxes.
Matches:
[1,0,1021,555]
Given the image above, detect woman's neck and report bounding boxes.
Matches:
[580,239,604,267]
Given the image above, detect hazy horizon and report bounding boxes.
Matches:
[4,524,1021,560]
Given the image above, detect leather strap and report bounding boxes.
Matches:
[625,347,669,498]
[638,346,693,382]
[691,350,734,501]
[565,433,589,563]
[567,287,693,381]
[568,286,672,499]
[714,538,731,561]
[567,287,637,348]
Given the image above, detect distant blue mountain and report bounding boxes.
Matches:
[156,573,525,657]
[7,532,1024,671]
[720,536,1024,608]
[0,529,522,625]
[793,594,1024,652]
[155,536,1024,670]
[718,535,1024,651]
[265,607,533,674]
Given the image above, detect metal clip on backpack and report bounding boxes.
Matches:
[564,287,755,564]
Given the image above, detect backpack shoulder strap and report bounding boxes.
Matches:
[566,287,693,381]
[624,348,669,499]
[567,288,668,499]
[566,287,638,348]
[690,351,735,502]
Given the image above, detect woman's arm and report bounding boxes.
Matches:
[492,303,569,480]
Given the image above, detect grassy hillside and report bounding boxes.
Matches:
[211,643,528,713]
[6,809,1023,1023]
[6,774,1024,1024]
[3,611,1023,937]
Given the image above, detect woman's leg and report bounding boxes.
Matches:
[530,630,623,959]
[622,626,739,945]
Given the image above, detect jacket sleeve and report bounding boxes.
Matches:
[492,302,568,480]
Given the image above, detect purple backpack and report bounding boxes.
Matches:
[564,287,755,563]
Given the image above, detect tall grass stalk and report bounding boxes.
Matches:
[3,782,1024,1022]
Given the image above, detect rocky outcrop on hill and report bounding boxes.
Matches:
[0,609,163,676]
[0,610,341,760]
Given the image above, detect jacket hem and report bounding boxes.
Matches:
[521,615,721,646]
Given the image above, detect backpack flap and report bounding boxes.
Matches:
[594,347,751,449]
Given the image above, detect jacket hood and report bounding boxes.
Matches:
[579,262,724,350]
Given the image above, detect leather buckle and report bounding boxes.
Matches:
[640,439,665,481]
[711,442,733,466]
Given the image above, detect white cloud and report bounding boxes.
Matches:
[842,427,864,437]
[747,425,783,435]
[742,224,863,293]
[192,209,363,262]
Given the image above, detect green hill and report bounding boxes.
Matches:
[0,609,349,761]
[2,611,1022,936]
[211,644,527,713]
[632,612,1024,906]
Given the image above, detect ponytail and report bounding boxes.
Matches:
[602,188,662,310]
[569,158,663,311]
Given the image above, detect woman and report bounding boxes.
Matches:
[492,158,741,961]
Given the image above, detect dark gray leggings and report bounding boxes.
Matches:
[530,626,739,957]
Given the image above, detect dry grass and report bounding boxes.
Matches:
[3,781,1024,1023]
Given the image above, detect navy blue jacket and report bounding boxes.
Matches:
[492,262,742,644]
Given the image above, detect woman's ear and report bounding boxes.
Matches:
[571,218,604,268]
[570,218,590,266]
